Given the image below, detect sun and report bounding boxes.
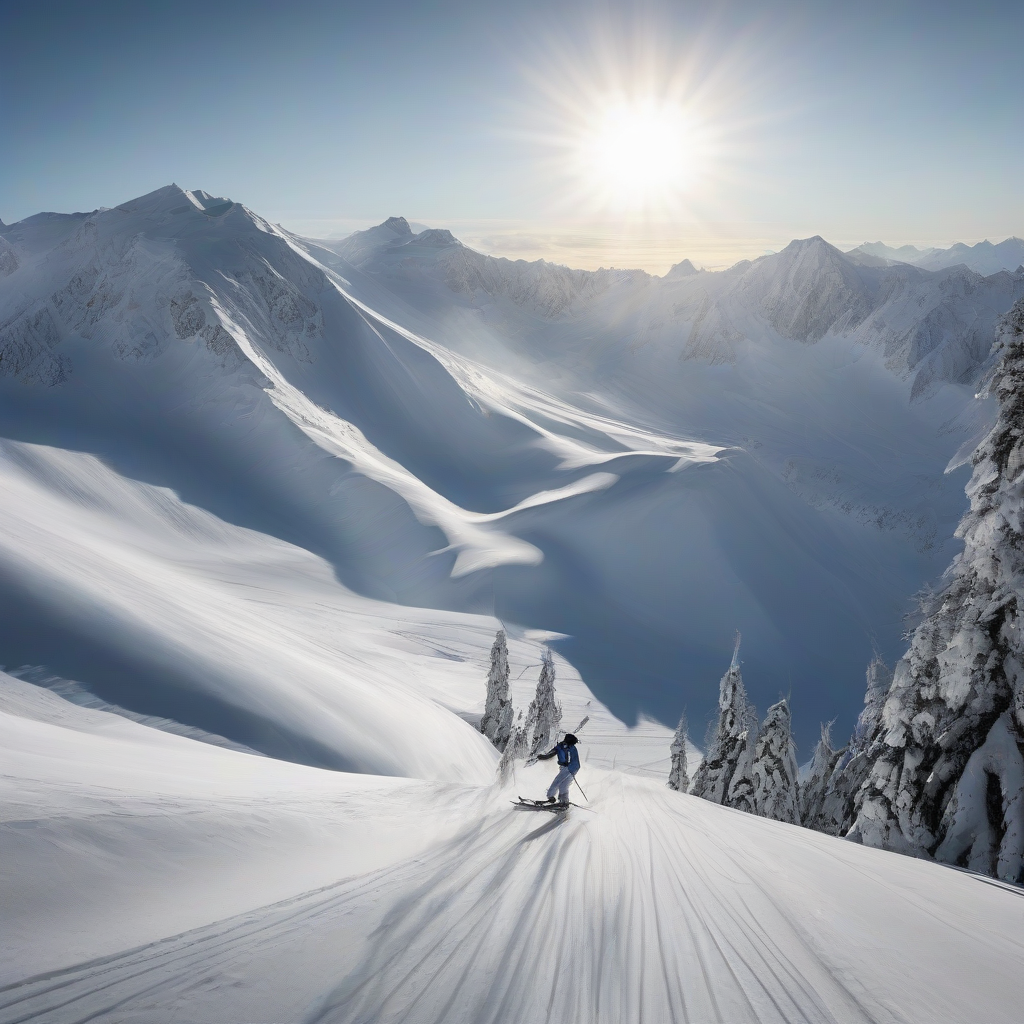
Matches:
[515,21,745,221]
[576,100,698,209]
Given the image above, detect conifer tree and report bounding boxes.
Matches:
[848,298,1024,882]
[526,649,562,757]
[815,657,892,835]
[750,699,800,824]
[480,629,513,750]
[691,634,758,809]
[799,722,843,829]
[668,712,690,792]
[496,713,527,787]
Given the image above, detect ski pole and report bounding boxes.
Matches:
[573,774,588,802]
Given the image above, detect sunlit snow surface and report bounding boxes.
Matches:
[0,438,660,782]
[4,675,1024,1023]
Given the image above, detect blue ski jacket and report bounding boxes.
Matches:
[539,741,580,774]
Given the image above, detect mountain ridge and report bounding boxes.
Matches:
[1,184,1021,750]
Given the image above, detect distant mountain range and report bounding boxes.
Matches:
[322,219,1022,400]
[846,237,1024,276]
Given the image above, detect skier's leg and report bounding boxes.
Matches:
[547,766,570,801]
[557,769,572,804]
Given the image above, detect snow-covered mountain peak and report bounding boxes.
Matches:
[114,183,194,217]
[665,258,698,278]
[775,234,845,263]
[381,215,413,236]
[415,227,459,248]
[332,215,433,266]
[739,235,876,343]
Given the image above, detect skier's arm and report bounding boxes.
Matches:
[536,748,557,760]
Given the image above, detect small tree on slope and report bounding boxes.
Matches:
[815,657,892,836]
[799,722,843,829]
[526,649,562,757]
[691,635,758,811]
[668,713,690,792]
[496,713,528,787]
[480,629,513,751]
[848,298,1024,882]
[750,699,800,824]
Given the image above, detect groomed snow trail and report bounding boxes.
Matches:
[5,770,1023,1024]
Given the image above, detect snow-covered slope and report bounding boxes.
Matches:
[4,676,1024,1024]
[306,217,1023,736]
[0,436,662,781]
[2,185,1022,744]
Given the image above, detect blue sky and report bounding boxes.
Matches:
[2,0,1021,269]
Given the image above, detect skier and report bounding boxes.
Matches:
[537,733,580,806]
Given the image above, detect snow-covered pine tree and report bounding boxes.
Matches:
[849,298,1024,882]
[668,713,690,792]
[480,629,513,750]
[496,713,528,787]
[815,656,892,836]
[799,722,843,829]
[526,648,562,757]
[750,699,800,824]
[690,634,758,809]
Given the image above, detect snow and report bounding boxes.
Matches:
[5,676,1024,1022]
[2,185,1018,745]
[3,187,1024,1021]
[303,216,1024,737]
[848,238,1024,277]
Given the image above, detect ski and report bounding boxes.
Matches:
[512,797,578,812]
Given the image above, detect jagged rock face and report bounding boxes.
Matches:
[0,304,68,386]
[667,712,689,792]
[437,247,608,318]
[751,700,800,824]
[850,298,1024,881]
[691,651,758,809]
[480,629,513,751]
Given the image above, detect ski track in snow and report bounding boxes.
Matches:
[5,770,1024,1024]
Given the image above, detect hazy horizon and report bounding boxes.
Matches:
[3,179,1019,275]
[286,214,1022,274]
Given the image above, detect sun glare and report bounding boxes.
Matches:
[516,20,753,223]
[577,101,698,209]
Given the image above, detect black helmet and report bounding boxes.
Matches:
[564,733,578,745]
